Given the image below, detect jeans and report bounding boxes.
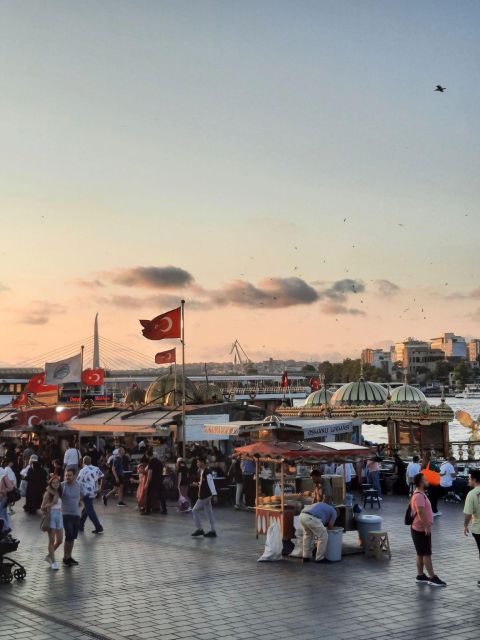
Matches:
[368,471,382,496]
[80,496,103,531]
[192,497,216,532]
[0,499,10,533]
[300,512,328,561]
[235,483,243,507]
[243,475,255,507]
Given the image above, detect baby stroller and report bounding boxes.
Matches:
[0,519,26,584]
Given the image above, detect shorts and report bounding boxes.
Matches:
[49,509,63,530]
[113,476,124,487]
[63,514,80,542]
[411,528,432,556]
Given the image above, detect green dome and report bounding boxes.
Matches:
[330,380,387,406]
[390,385,426,403]
[304,389,333,406]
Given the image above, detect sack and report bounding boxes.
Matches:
[6,488,21,505]
[40,511,50,532]
[421,463,440,486]
[19,479,28,497]
[258,520,283,562]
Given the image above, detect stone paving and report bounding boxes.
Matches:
[1,493,479,640]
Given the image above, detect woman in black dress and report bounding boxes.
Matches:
[24,456,47,514]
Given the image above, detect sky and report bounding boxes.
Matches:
[0,0,479,367]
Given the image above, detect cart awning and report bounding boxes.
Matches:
[234,440,373,463]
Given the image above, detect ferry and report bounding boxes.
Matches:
[455,384,480,399]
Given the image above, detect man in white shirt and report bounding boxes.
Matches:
[406,456,421,495]
[63,442,82,474]
[77,456,104,534]
[336,463,355,491]
[440,457,457,497]
[2,460,17,515]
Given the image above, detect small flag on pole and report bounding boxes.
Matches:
[25,372,57,394]
[45,354,82,384]
[140,307,181,340]
[155,348,176,365]
[280,371,290,389]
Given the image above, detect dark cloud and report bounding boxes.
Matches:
[316,279,365,302]
[321,301,366,316]
[75,278,105,289]
[97,293,206,311]
[211,277,319,308]
[17,301,66,325]
[374,279,401,297]
[107,266,194,289]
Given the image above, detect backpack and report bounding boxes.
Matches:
[404,491,420,525]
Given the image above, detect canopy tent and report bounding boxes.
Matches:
[234,440,373,463]
[63,410,178,434]
[204,417,360,440]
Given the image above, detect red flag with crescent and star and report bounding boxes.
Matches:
[309,377,320,391]
[140,307,181,340]
[155,348,176,365]
[12,391,29,408]
[280,371,290,389]
[25,372,57,394]
[82,368,105,386]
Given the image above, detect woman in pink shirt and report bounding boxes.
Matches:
[409,473,446,587]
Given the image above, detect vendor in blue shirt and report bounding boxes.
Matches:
[300,498,337,563]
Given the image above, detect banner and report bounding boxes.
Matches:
[45,354,82,384]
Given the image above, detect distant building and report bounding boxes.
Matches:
[468,339,480,363]
[430,333,467,360]
[361,349,392,375]
[392,338,445,378]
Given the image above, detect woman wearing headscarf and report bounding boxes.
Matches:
[24,455,48,514]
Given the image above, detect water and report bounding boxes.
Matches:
[362,397,480,444]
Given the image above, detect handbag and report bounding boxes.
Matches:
[40,509,50,532]
[6,487,21,505]
[421,463,441,486]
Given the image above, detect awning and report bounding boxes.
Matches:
[203,418,360,439]
[65,423,156,434]
[204,421,263,437]
[234,440,373,463]
[63,410,178,434]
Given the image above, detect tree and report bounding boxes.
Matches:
[302,364,317,375]
[318,361,334,383]
[454,361,471,388]
[434,360,454,381]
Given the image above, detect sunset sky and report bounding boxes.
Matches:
[1,1,479,367]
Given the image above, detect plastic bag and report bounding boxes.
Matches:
[257,520,283,562]
[273,482,281,497]
[19,479,28,497]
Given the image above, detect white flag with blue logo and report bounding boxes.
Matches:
[45,354,82,384]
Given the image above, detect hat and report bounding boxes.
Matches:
[112,449,119,456]
[176,457,184,463]
[30,454,39,462]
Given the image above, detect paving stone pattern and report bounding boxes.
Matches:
[1,494,479,640]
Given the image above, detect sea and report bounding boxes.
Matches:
[361,397,479,444]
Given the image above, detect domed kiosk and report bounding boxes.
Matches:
[390,385,427,404]
[145,372,201,406]
[304,388,333,407]
[330,379,387,406]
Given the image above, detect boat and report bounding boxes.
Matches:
[455,384,480,399]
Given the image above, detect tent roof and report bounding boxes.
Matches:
[204,417,360,438]
[234,440,373,463]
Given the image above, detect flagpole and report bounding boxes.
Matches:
[181,300,186,458]
[79,345,84,415]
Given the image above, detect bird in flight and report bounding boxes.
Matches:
[435,85,446,92]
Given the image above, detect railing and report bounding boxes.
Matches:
[449,441,480,462]
[227,386,308,395]
[383,441,480,462]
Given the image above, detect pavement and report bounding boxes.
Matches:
[0,493,479,640]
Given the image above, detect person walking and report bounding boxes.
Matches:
[77,456,104,534]
[366,456,382,499]
[409,473,446,587]
[191,457,217,537]
[143,453,167,515]
[61,469,84,567]
[63,440,82,475]
[2,459,18,515]
[103,448,126,507]
[0,466,15,535]
[41,475,63,570]
[300,497,337,563]
[24,455,47,514]
[406,456,421,496]
[440,456,458,500]
[176,458,191,512]
[463,468,480,586]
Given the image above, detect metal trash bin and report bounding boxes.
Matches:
[355,514,383,548]
[325,527,343,562]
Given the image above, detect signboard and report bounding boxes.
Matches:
[302,421,354,441]
[185,414,229,442]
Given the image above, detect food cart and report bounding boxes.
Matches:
[233,440,373,539]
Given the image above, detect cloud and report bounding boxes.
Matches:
[314,279,365,302]
[0,283,9,292]
[74,278,105,289]
[97,293,206,311]
[374,279,401,297]
[210,277,319,308]
[17,301,67,325]
[321,301,366,316]
[445,286,480,300]
[105,266,194,289]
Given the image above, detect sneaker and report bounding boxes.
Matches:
[191,529,205,537]
[428,575,447,587]
[302,557,311,563]
[433,512,442,517]
[69,557,79,566]
[204,531,217,538]
[416,574,429,584]
[377,496,383,501]
[92,529,104,534]
[117,502,127,507]
[62,558,72,567]
[51,562,59,571]
[454,494,462,502]
[102,495,107,507]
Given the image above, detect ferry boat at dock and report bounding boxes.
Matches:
[455,384,480,399]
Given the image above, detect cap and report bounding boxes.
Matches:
[30,454,39,462]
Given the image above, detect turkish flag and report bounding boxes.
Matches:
[140,307,181,340]
[310,377,320,391]
[155,348,176,365]
[280,372,290,389]
[12,392,29,408]
[82,368,105,386]
[25,372,57,394]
